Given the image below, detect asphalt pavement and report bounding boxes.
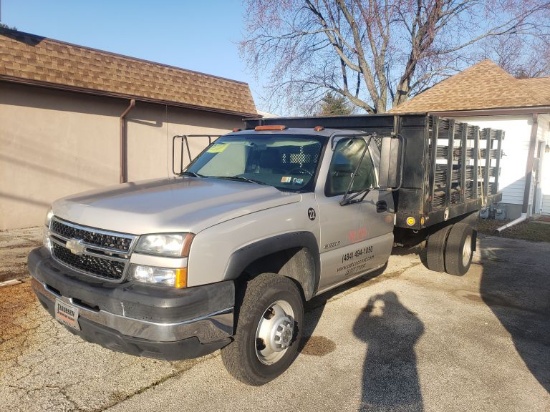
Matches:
[0,232,549,411]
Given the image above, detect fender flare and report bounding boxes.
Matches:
[224,231,320,300]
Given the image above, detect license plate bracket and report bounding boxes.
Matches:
[54,299,81,331]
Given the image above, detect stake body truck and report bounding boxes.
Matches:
[29,114,503,385]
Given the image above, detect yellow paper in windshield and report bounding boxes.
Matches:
[207,143,228,153]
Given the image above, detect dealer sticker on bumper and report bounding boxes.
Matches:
[55,299,81,331]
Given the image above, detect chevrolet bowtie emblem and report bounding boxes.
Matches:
[66,238,86,256]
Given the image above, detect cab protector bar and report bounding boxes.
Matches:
[172,135,219,175]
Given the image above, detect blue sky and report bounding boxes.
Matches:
[1,0,267,109]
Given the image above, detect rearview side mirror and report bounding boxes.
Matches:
[378,135,404,191]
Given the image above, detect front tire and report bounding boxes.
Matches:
[221,273,304,385]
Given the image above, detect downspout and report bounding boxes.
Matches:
[496,213,527,233]
[120,99,136,183]
[496,113,538,233]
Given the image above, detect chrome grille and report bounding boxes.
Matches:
[51,219,133,252]
[51,243,126,280]
[49,217,137,282]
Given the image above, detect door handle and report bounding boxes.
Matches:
[376,200,387,213]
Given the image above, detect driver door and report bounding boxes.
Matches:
[316,136,394,293]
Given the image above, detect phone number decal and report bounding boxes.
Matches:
[341,245,374,263]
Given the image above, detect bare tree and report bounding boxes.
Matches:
[479,34,550,79]
[241,0,550,114]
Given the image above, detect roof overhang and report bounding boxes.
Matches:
[426,106,550,117]
[0,75,259,118]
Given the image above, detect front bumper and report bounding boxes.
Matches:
[28,247,234,360]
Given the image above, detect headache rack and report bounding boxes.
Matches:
[172,134,220,175]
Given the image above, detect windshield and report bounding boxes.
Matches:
[185,133,325,192]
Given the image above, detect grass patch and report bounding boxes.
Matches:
[477,218,550,243]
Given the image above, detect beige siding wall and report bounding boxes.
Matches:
[126,102,234,181]
[0,82,246,230]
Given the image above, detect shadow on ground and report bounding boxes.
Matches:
[353,291,424,411]
[479,236,550,392]
[297,259,425,410]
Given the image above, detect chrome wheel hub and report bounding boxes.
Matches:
[255,300,295,365]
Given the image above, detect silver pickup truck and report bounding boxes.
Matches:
[28,114,503,385]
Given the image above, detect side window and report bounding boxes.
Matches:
[325,138,376,197]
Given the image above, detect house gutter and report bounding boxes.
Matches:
[120,99,136,183]
[496,113,539,233]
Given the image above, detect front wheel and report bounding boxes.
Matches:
[221,273,304,385]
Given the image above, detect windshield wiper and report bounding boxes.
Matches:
[181,171,203,178]
[213,175,268,185]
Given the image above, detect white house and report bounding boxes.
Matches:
[391,60,550,219]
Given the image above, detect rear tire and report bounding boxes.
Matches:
[221,273,304,386]
[444,223,474,276]
[426,225,452,272]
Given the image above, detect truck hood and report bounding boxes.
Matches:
[52,177,302,235]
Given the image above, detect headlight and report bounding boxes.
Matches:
[134,233,194,257]
[132,233,193,288]
[129,265,187,288]
[43,209,54,251]
[45,209,54,228]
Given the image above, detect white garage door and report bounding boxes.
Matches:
[542,195,550,215]
[542,146,550,215]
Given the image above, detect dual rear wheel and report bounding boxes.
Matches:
[426,222,475,276]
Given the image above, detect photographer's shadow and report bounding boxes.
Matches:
[353,291,424,412]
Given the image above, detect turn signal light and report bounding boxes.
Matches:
[175,268,187,289]
[255,125,287,131]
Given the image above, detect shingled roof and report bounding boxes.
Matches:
[390,60,550,113]
[0,29,257,117]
